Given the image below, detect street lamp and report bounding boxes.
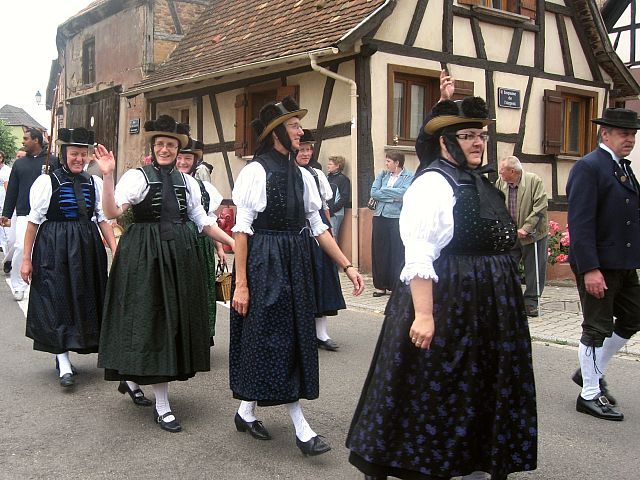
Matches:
[35,90,42,106]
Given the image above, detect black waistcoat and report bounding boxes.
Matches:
[253,150,305,231]
[131,165,188,223]
[196,178,210,213]
[46,168,96,222]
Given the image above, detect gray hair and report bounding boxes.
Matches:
[501,155,522,172]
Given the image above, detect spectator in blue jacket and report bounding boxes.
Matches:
[370,152,414,297]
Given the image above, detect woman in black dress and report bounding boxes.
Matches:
[347,97,537,479]
[230,97,363,456]
[94,116,234,432]
[21,127,118,389]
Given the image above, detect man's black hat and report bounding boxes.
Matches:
[592,108,640,130]
[300,129,315,144]
[56,127,95,147]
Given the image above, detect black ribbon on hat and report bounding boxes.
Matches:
[159,166,180,240]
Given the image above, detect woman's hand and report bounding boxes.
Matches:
[409,313,435,350]
[232,283,250,317]
[216,243,227,266]
[439,69,455,102]
[21,258,32,284]
[345,266,365,296]
[94,144,116,175]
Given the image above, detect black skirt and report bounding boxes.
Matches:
[371,215,404,291]
[26,220,107,354]
[229,229,319,406]
[347,253,537,479]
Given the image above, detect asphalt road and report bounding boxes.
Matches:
[1,287,639,480]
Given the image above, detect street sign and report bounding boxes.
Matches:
[498,88,521,109]
[129,118,140,134]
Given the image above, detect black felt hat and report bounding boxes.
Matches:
[253,96,307,143]
[55,127,95,147]
[300,129,315,144]
[424,97,494,135]
[179,138,204,161]
[144,115,190,148]
[592,108,640,130]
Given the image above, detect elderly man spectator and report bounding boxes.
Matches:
[496,155,549,317]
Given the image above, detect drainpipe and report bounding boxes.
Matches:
[309,53,359,268]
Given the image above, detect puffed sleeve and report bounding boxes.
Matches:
[203,181,223,218]
[231,161,267,235]
[92,175,107,223]
[300,167,329,236]
[399,172,456,283]
[185,174,216,231]
[114,169,149,207]
[27,174,53,225]
[315,168,333,201]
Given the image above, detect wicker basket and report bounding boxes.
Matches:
[215,262,232,303]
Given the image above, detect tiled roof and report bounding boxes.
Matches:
[133,0,388,91]
[0,105,45,130]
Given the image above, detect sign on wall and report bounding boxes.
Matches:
[498,88,521,109]
[129,119,140,134]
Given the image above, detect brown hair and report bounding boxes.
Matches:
[328,155,346,171]
[386,151,405,168]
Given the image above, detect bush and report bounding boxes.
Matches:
[547,220,569,264]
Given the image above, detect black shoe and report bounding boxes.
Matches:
[118,381,152,406]
[60,373,75,388]
[365,476,387,480]
[372,290,387,298]
[317,338,339,351]
[3,261,11,274]
[525,304,539,317]
[576,394,623,421]
[295,435,331,456]
[154,409,182,432]
[571,369,616,405]
[234,412,271,440]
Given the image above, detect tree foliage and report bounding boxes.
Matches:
[0,120,18,163]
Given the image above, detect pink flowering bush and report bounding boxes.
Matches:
[548,220,570,264]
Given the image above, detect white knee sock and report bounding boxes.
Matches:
[238,401,257,422]
[598,333,628,373]
[578,342,602,400]
[286,401,316,442]
[152,383,174,421]
[462,472,489,480]
[126,381,142,392]
[315,316,329,341]
[56,352,72,377]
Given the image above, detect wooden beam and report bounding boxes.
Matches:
[356,53,375,209]
[365,39,611,89]
[471,17,487,60]
[544,1,573,16]
[443,0,453,54]
[452,5,539,31]
[535,0,545,70]
[207,89,234,190]
[565,0,603,82]
[405,0,429,46]
[513,76,534,158]
[556,13,574,77]
[202,141,235,154]
[166,0,183,35]
[507,27,523,65]
[495,133,520,143]
[484,69,497,173]
[196,95,203,140]
[313,65,338,163]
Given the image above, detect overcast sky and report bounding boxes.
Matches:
[0,0,94,130]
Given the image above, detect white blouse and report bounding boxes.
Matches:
[399,171,456,284]
[231,161,328,236]
[28,173,107,225]
[314,168,333,210]
[114,168,216,232]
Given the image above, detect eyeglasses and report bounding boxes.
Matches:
[285,122,303,130]
[153,142,179,151]
[454,132,490,142]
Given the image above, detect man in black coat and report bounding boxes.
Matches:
[0,128,59,301]
[566,108,640,421]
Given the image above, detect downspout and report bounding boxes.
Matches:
[309,53,359,268]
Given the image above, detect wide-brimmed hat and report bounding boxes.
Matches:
[592,108,640,130]
[55,127,95,147]
[254,96,307,142]
[300,129,315,144]
[179,138,204,161]
[424,97,494,135]
[144,115,189,148]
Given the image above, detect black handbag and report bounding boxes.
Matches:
[367,197,379,210]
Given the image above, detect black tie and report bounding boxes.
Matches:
[159,167,180,240]
[73,174,89,222]
[621,160,638,193]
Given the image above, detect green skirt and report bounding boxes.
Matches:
[98,222,210,384]
[187,221,218,337]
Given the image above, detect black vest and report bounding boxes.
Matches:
[46,168,96,222]
[196,178,210,213]
[131,165,188,223]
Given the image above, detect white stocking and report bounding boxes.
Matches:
[152,383,174,421]
[238,400,257,422]
[286,401,316,442]
[315,316,329,341]
[56,352,72,377]
[578,342,602,400]
[598,333,628,373]
[126,381,142,392]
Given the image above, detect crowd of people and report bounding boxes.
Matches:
[2,67,640,478]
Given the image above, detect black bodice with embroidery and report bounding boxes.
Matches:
[131,165,188,223]
[46,168,96,221]
[426,159,516,255]
[253,150,305,231]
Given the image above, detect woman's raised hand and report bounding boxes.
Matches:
[94,144,116,175]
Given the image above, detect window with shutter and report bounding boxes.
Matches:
[459,0,536,19]
[543,88,597,156]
